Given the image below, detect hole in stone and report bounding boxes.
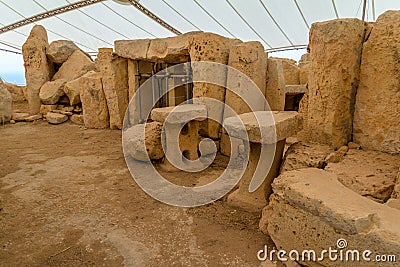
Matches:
[182,150,190,161]
[181,124,189,135]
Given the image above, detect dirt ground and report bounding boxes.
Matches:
[0,113,275,266]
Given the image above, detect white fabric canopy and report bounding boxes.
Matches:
[1,0,399,84]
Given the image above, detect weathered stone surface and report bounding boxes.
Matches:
[354,11,400,154]
[96,48,129,130]
[223,111,302,144]
[39,104,58,115]
[63,78,81,106]
[325,145,349,163]
[225,41,268,115]
[0,79,12,123]
[222,51,285,157]
[304,19,366,149]
[79,71,109,129]
[70,114,84,125]
[285,85,306,96]
[298,53,311,85]
[25,114,43,122]
[52,50,95,82]
[265,59,286,111]
[12,112,30,121]
[189,32,238,139]
[261,168,400,267]
[114,39,150,60]
[39,79,66,105]
[124,122,164,161]
[147,32,200,62]
[46,40,80,64]
[281,60,300,85]
[4,82,26,102]
[22,25,52,114]
[280,142,332,173]
[45,112,68,124]
[326,149,400,202]
[150,104,207,124]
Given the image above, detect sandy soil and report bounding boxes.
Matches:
[0,117,274,266]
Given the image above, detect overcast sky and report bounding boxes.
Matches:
[1,0,400,85]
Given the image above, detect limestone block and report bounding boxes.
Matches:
[261,168,400,267]
[189,32,235,139]
[281,60,300,85]
[265,59,286,111]
[223,111,302,144]
[63,78,82,106]
[225,41,268,115]
[4,83,26,102]
[22,25,52,114]
[114,39,150,60]
[96,48,129,129]
[70,114,84,125]
[46,40,80,64]
[150,104,207,124]
[39,79,66,105]
[40,104,58,115]
[285,85,306,96]
[147,32,200,62]
[0,79,12,123]
[79,71,109,129]
[305,19,366,149]
[326,149,400,202]
[45,112,68,124]
[124,122,164,161]
[299,53,311,85]
[52,50,95,82]
[354,11,400,154]
[280,142,332,173]
[12,112,30,121]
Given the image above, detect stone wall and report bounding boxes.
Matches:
[353,11,400,154]
[301,19,366,149]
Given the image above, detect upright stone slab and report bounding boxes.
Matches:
[79,71,109,129]
[22,25,52,114]
[222,41,268,156]
[354,11,400,154]
[281,59,300,85]
[265,58,286,111]
[189,32,239,139]
[298,53,311,85]
[305,19,365,149]
[52,50,95,82]
[96,48,129,130]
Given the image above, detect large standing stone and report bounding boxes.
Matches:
[260,168,400,267]
[281,59,300,85]
[46,40,80,64]
[96,48,129,130]
[79,71,109,129]
[298,53,311,85]
[39,79,66,105]
[304,19,366,149]
[0,79,12,123]
[22,25,52,114]
[52,50,95,82]
[354,11,400,154]
[265,58,286,111]
[189,32,239,139]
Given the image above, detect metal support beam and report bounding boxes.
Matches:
[372,0,376,21]
[0,0,105,34]
[362,0,368,21]
[331,0,339,19]
[293,0,310,30]
[127,0,181,35]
